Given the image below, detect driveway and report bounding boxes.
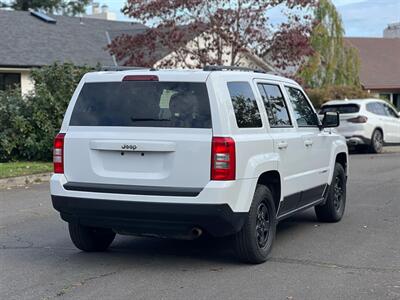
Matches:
[1,153,400,299]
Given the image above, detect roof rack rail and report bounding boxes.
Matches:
[203,65,266,73]
[101,66,154,71]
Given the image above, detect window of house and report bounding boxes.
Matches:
[227,82,262,128]
[393,94,399,110]
[285,86,319,127]
[0,73,21,91]
[258,83,292,127]
[379,94,391,101]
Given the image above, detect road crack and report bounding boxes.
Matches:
[45,271,118,298]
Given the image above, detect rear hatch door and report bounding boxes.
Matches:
[319,103,361,134]
[63,77,213,190]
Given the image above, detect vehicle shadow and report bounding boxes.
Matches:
[348,146,369,155]
[65,209,321,266]
[276,209,317,234]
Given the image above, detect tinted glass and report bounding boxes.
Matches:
[367,102,386,116]
[285,87,319,127]
[383,104,399,118]
[258,83,291,127]
[320,104,360,114]
[227,82,262,128]
[70,81,212,128]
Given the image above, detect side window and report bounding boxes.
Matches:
[383,103,399,118]
[374,103,388,116]
[285,86,319,127]
[227,82,262,128]
[367,102,384,115]
[366,103,377,114]
[257,83,292,127]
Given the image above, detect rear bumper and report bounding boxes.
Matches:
[51,195,246,237]
[50,174,257,212]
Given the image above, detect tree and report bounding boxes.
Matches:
[297,0,360,88]
[108,0,317,69]
[0,0,90,16]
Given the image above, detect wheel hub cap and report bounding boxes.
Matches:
[333,175,343,211]
[374,132,383,151]
[256,203,270,248]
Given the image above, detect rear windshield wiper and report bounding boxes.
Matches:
[130,118,170,122]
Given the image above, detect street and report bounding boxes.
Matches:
[1,153,400,300]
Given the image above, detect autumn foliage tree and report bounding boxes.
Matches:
[108,0,317,69]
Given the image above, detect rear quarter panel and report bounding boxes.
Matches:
[207,72,279,181]
[328,134,349,183]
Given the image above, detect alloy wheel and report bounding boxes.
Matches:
[373,131,383,152]
[333,175,344,212]
[255,202,270,248]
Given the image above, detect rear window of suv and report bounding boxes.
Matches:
[319,104,360,114]
[69,81,212,128]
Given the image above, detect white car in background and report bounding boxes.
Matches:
[319,99,400,153]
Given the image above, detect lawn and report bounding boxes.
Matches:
[0,162,53,179]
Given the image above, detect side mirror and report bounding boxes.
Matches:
[321,111,340,128]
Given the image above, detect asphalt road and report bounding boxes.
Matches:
[1,152,400,300]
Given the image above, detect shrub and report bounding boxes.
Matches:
[0,88,32,161]
[306,85,370,108]
[0,63,94,162]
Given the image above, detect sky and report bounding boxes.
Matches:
[99,0,400,37]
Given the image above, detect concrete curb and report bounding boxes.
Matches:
[0,172,51,190]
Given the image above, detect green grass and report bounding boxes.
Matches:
[0,162,53,179]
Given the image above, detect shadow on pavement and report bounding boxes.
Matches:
[61,210,320,266]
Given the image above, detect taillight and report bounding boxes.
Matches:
[211,137,236,180]
[347,116,368,123]
[53,133,65,174]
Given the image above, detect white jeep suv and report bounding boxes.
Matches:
[51,66,348,263]
[320,99,400,153]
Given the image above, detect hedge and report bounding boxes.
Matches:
[0,63,94,162]
[306,85,370,108]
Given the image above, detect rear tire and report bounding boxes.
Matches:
[68,223,116,252]
[234,184,276,264]
[370,129,383,154]
[315,163,346,222]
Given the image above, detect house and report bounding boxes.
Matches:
[345,37,400,109]
[0,9,273,95]
[0,9,146,95]
[384,22,400,38]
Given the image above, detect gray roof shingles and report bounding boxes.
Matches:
[0,10,146,67]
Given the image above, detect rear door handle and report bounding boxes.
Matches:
[304,139,313,147]
[277,141,288,149]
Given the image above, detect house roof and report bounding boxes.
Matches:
[0,10,146,68]
[345,37,400,91]
[0,10,273,72]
